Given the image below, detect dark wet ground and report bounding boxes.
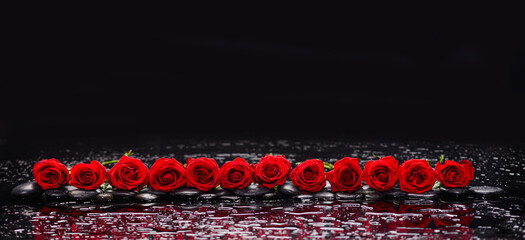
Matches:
[1,135,525,239]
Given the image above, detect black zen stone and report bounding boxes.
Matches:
[170,187,204,198]
[67,189,100,200]
[209,188,233,197]
[140,187,168,196]
[469,186,504,197]
[44,188,68,198]
[134,192,160,202]
[262,192,281,200]
[277,182,302,196]
[96,193,114,202]
[407,191,439,200]
[314,191,335,201]
[384,189,408,198]
[233,184,273,197]
[198,193,218,201]
[11,182,43,198]
[106,190,138,199]
[440,187,470,197]
[365,192,386,201]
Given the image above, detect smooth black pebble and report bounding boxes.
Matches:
[314,191,335,201]
[67,189,100,200]
[11,182,43,198]
[96,193,114,202]
[198,193,218,201]
[365,192,385,201]
[134,192,160,202]
[44,188,68,198]
[209,188,233,197]
[106,190,138,199]
[440,187,470,197]
[408,190,439,199]
[384,190,408,198]
[170,187,203,198]
[262,192,281,200]
[469,186,504,197]
[336,192,363,200]
[277,182,302,196]
[234,184,273,197]
[140,187,168,196]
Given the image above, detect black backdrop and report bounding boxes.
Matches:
[2,7,525,152]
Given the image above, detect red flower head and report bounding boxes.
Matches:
[363,156,399,191]
[33,158,70,190]
[325,157,363,193]
[220,158,253,190]
[435,160,475,188]
[291,159,326,193]
[148,158,186,192]
[70,161,106,190]
[186,157,221,191]
[107,155,149,191]
[253,154,291,189]
[398,159,436,193]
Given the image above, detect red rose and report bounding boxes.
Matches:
[33,158,70,190]
[253,154,291,189]
[107,155,149,191]
[435,160,474,188]
[325,157,363,193]
[290,159,326,193]
[70,161,106,190]
[148,158,186,192]
[363,156,399,191]
[398,159,436,193]
[186,157,221,191]
[220,157,253,190]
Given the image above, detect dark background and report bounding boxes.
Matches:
[2,7,525,155]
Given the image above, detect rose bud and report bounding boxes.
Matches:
[70,161,106,190]
[290,159,326,193]
[253,154,291,189]
[107,155,149,191]
[186,157,221,191]
[435,160,475,188]
[148,158,186,192]
[325,157,363,193]
[220,157,254,190]
[398,159,436,193]
[33,158,70,190]
[363,156,399,191]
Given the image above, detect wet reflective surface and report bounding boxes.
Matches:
[1,136,525,239]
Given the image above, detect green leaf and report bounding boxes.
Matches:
[273,185,278,193]
[216,184,221,189]
[183,163,187,167]
[323,162,334,170]
[432,181,442,190]
[439,155,445,164]
[101,182,113,191]
[268,153,273,156]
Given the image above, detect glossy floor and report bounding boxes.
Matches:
[1,136,524,239]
